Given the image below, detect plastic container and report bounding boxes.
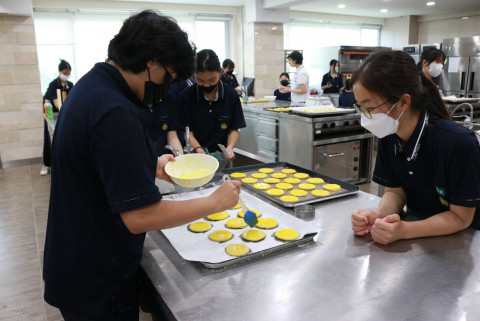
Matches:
[165,154,219,188]
[294,204,315,221]
[44,100,53,121]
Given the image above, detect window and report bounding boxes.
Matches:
[195,20,228,62]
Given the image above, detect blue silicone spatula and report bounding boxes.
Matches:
[223,175,258,227]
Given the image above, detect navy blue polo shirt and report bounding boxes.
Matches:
[43,62,162,317]
[273,89,291,101]
[44,77,74,112]
[373,110,480,229]
[144,92,181,156]
[180,80,246,152]
[220,71,240,89]
[321,72,344,94]
[339,91,356,107]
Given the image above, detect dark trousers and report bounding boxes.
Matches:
[60,309,139,321]
[42,119,52,166]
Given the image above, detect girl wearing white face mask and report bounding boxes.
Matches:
[321,59,344,94]
[41,59,74,175]
[350,50,480,245]
[418,48,446,85]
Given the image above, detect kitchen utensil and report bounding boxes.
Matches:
[223,175,258,228]
[165,154,218,188]
[294,204,315,221]
[165,145,181,157]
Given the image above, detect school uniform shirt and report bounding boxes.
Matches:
[180,80,246,153]
[273,89,291,101]
[321,72,343,94]
[44,77,74,112]
[220,71,240,89]
[43,62,162,317]
[373,110,480,229]
[291,65,309,103]
[339,91,356,107]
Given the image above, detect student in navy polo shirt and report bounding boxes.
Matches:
[321,59,344,94]
[274,72,291,101]
[180,49,246,161]
[220,58,243,94]
[43,11,241,321]
[350,50,480,245]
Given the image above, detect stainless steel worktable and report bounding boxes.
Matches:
[141,189,480,321]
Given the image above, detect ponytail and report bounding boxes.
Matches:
[419,71,452,120]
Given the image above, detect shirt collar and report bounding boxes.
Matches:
[395,110,429,161]
[195,80,225,102]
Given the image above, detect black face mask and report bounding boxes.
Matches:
[226,70,234,76]
[280,80,289,86]
[143,67,172,106]
[199,83,217,94]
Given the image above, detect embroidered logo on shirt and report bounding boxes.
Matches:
[439,196,449,207]
[221,122,227,130]
[162,123,168,131]
[435,185,445,197]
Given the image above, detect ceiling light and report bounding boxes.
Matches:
[380,9,388,13]
[338,4,346,9]
[462,16,469,20]
[272,26,278,30]
[426,1,435,6]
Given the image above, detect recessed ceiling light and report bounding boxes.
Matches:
[272,26,278,30]
[426,1,435,6]
[338,4,346,9]
[380,9,388,13]
[462,16,469,20]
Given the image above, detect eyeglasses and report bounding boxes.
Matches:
[353,99,390,119]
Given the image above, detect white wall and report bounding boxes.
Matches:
[380,16,413,49]
[418,13,480,43]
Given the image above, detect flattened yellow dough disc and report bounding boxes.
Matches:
[230,203,241,210]
[323,183,342,191]
[206,211,229,221]
[264,178,280,184]
[312,190,331,197]
[238,209,261,218]
[290,189,308,197]
[258,168,274,174]
[280,195,299,203]
[242,177,258,184]
[298,183,316,190]
[252,173,267,179]
[225,244,250,257]
[293,173,309,179]
[255,218,278,229]
[225,218,248,229]
[307,177,325,184]
[281,168,297,174]
[284,177,301,184]
[275,229,300,241]
[266,188,285,196]
[208,230,233,242]
[188,222,212,233]
[253,183,271,190]
[242,230,266,242]
[230,172,246,178]
[272,172,287,179]
[275,183,293,190]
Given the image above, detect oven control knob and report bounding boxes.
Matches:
[344,121,350,126]
[353,166,359,171]
[330,123,336,128]
[353,157,359,162]
[322,123,328,129]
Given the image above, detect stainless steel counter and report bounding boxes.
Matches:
[141,189,480,321]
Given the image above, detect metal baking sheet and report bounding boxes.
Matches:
[442,97,480,103]
[160,186,319,269]
[222,162,359,208]
[290,106,355,116]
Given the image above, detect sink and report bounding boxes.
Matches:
[455,121,480,131]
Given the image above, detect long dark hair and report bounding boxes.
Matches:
[351,50,452,120]
[196,49,221,73]
[417,48,446,70]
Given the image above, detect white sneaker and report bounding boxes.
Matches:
[40,165,49,176]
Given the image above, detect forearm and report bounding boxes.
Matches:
[227,130,239,149]
[52,99,60,109]
[376,189,406,217]
[290,84,307,94]
[167,131,183,155]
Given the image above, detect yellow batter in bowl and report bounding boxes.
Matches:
[275,229,300,241]
[323,183,342,191]
[225,218,247,229]
[238,209,261,218]
[225,244,250,257]
[206,211,229,221]
[258,168,274,174]
[284,177,301,185]
[264,178,280,184]
[230,172,246,178]
[298,183,316,190]
[188,222,212,233]
[208,230,233,242]
[275,183,294,190]
[266,188,285,196]
[253,183,271,190]
[272,172,287,179]
[307,177,325,184]
[293,173,309,179]
[281,168,297,174]
[312,190,331,197]
[255,218,278,229]
[280,195,299,203]
[241,230,266,242]
[290,189,308,197]
[251,173,268,179]
[241,177,258,184]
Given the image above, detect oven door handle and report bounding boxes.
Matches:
[323,152,345,158]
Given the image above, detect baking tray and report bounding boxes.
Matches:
[442,97,480,103]
[263,107,293,113]
[290,106,355,116]
[222,162,359,207]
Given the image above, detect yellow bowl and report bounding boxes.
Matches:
[164,154,219,188]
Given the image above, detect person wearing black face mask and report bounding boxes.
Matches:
[274,72,291,101]
[220,58,243,94]
[180,50,246,161]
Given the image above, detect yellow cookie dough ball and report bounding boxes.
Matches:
[252,173,268,179]
[266,188,285,196]
[312,189,331,197]
[238,209,261,218]
[264,178,280,184]
[290,189,308,197]
[280,195,299,203]
[258,168,274,174]
[323,184,342,191]
[230,172,246,178]
[206,211,229,221]
[208,230,233,242]
[225,244,250,257]
[225,218,248,229]
[241,230,266,242]
[281,168,297,174]
[293,173,309,179]
[242,177,258,184]
[284,177,301,185]
[272,172,287,179]
[307,177,325,184]
[253,183,271,190]
[298,183,316,190]
[275,183,294,190]
[255,218,278,229]
[188,222,212,233]
[275,229,300,241]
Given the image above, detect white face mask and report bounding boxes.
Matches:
[428,63,443,78]
[360,102,404,139]
[59,73,70,81]
[334,66,339,73]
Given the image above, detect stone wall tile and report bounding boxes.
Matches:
[16,32,35,45]
[14,52,38,65]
